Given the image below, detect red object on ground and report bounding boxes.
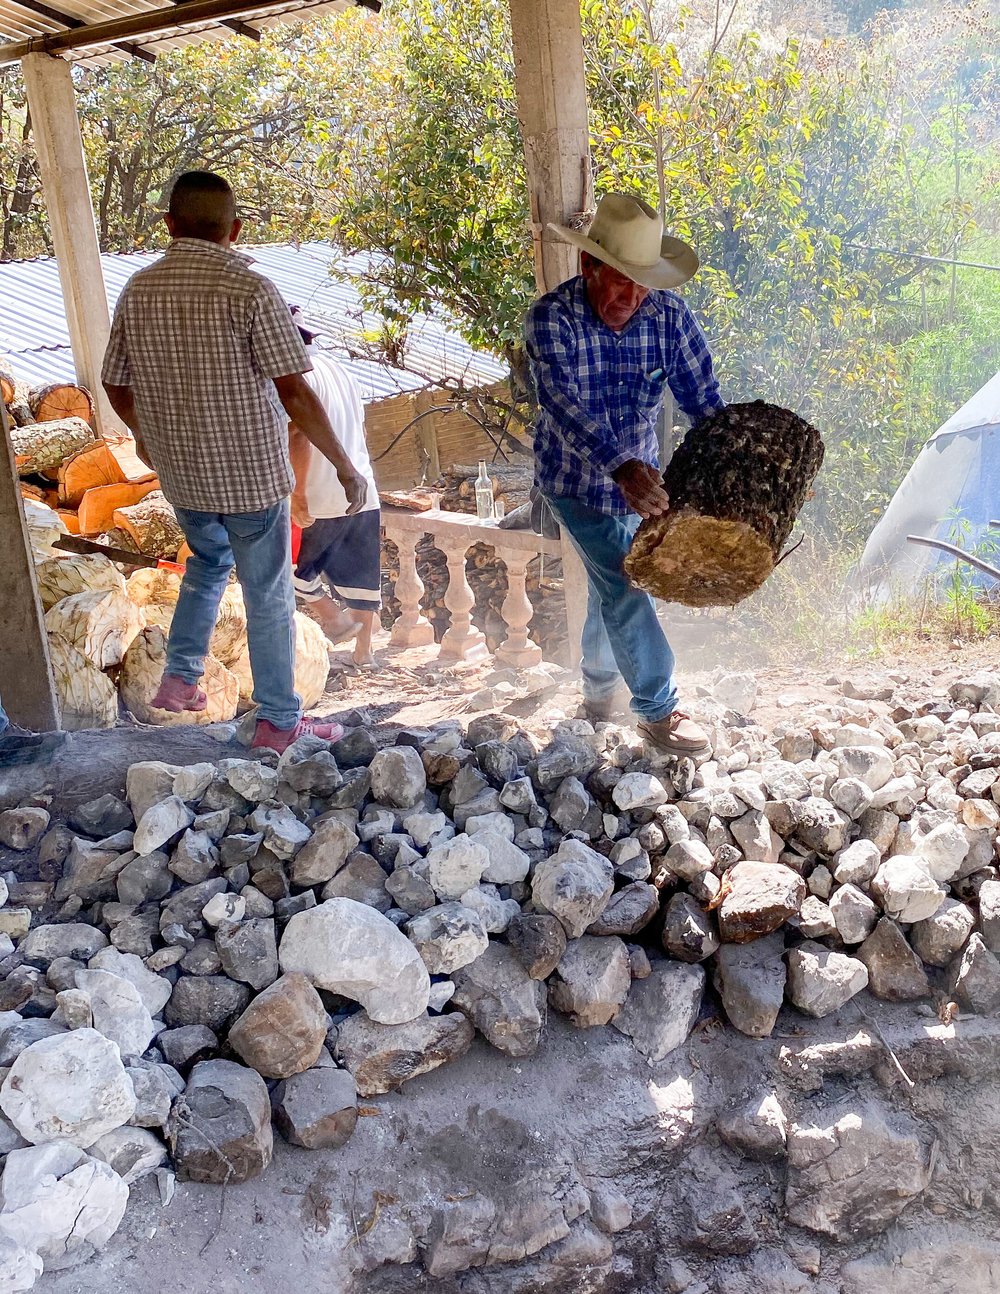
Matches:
[291,522,303,565]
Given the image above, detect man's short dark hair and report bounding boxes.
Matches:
[168,171,236,243]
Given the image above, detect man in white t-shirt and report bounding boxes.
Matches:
[288,315,381,667]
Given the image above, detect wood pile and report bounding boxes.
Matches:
[2,362,176,556]
[438,462,534,515]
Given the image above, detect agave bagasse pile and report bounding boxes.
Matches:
[625,400,825,607]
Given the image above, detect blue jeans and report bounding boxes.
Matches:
[546,495,678,722]
[170,503,300,730]
[0,696,7,737]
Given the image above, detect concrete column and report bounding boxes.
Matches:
[509,0,592,294]
[21,52,124,438]
[0,403,60,732]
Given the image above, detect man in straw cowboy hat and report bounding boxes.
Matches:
[525,192,725,755]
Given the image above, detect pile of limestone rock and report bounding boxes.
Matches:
[1,669,1000,1285]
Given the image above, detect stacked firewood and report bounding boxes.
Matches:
[2,360,185,561]
[438,462,534,515]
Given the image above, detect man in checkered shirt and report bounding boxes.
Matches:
[526,193,725,756]
[102,170,366,752]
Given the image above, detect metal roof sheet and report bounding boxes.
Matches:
[0,240,506,402]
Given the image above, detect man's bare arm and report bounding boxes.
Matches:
[287,423,315,528]
[274,373,365,516]
[102,382,151,466]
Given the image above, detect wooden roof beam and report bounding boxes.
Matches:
[0,0,377,64]
[7,0,156,60]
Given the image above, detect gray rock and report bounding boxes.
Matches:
[255,806,311,861]
[369,747,427,810]
[977,879,1000,955]
[662,892,719,963]
[786,942,869,1018]
[549,776,593,831]
[202,892,245,928]
[499,777,537,814]
[225,760,279,803]
[168,829,219,885]
[55,839,121,904]
[331,727,377,768]
[116,852,172,906]
[830,777,875,820]
[612,961,704,1061]
[0,1233,40,1289]
[459,884,520,934]
[830,745,895,791]
[713,672,757,714]
[215,918,279,991]
[89,1125,167,1184]
[0,1019,68,1066]
[0,1141,128,1270]
[426,834,490,900]
[164,975,250,1032]
[792,797,851,856]
[785,1102,930,1239]
[407,903,489,975]
[0,1028,136,1148]
[833,839,881,886]
[872,857,946,923]
[160,877,228,936]
[951,933,1000,1014]
[21,922,108,967]
[507,913,567,980]
[731,810,783,864]
[718,862,805,943]
[125,1058,184,1129]
[74,969,156,1056]
[279,898,430,1024]
[320,852,392,912]
[228,972,327,1079]
[718,1092,788,1161]
[156,1025,217,1071]
[664,838,714,882]
[451,944,547,1056]
[588,1182,633,1235]
[548,936,630,1027]
[914,821,969,883]
[180,939,222,976]
[612,772,669,811]
[586,881,660,937]
[385,864,437,915]
[797,895,837,939]
[272,1068,358,1149]
[334,1010,475,1095]
[857,919,930,1001]
[532,839,614,939]
[134,796,195,857]
[830,883,880,945]
[401,809,450,849]
[69,794,133,839]
[0,808,50,851]
[682,1152,757,1256]
[290,814,360,888]
[168,1059,273,1184]
[910,898,975,967]
[279,746,343,797]
[715,934,787,1038]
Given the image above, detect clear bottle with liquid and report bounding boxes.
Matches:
[475,460,494,521]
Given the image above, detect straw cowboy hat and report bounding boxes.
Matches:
[550,192,699,291]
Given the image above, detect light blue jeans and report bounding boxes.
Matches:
[546,495,678,722]
[169,502,301,730]
[0,697,7,737]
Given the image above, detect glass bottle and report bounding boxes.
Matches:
[475,460,494,521]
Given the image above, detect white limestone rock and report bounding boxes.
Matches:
[279,898,430,1025]
[612,772,669,811]
[426,834,490,900]
[133,795,194,857]
[0,1029,136,1148]
[88,948,172,1018]
[0,1141,128,1269]
[786,942,869,1018]
[531,839,614,939]
[74,970,156,1057]
[872,857,946,924]
[369,747,427,810]
[406,904,490,975]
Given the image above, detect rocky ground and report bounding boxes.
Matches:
[1,643,1000,1292]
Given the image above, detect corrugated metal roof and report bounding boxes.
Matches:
[0,0,357,68]
[0,240,506,403]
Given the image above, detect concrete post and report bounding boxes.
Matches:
[509,0,592,295]
[21,52,125,439]
[0,403,60,732]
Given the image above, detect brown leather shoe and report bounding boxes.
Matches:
[637,710,711,756]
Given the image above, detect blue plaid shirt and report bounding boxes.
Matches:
[526,276,725,515]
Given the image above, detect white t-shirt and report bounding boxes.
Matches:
[301,350,379,519]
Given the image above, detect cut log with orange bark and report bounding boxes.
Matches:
[113,489,184,557]
[30,382,95,427]
[77,477,160,537]
[57,440,128,508]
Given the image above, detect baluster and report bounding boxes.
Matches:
[387,527,435,648]
[438,537,489,661]
[495,551,543,667]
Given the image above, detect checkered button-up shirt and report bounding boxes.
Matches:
[526,275,725,515]
[102,238,309,514]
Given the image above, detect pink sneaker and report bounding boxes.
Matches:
[151,674,208,713]
[251,716,345,753]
